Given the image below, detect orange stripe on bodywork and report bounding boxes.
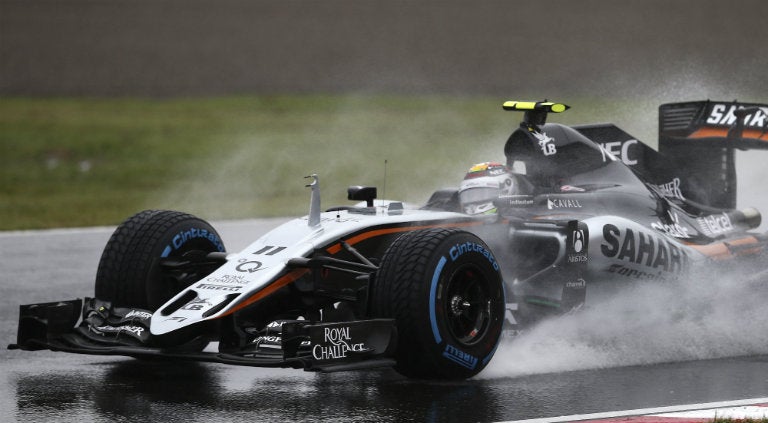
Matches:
[325,221,481,254]
[218,221,481,318]
[689,127,768,141]
[221,268,309,316]
[687,236,761,260]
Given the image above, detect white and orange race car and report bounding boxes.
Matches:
[10,100,768,379]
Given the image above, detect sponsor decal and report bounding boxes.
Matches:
[565,278,586,289]
[567,228,588,263]
[607,264,666,281]
[599,139,638,165]
[607,263,666,281]
[253,335,282,347]
[656,177,685,200]
[236,259,263,273]
[312,326,367,361]
[498,195,534,207]
[532,131,557,156]
[547,197,582,210]
[442,344,478,370]
[651,211,691,239]
[601,224,688,274]
[707,104,768,128]
[572,230,585,253]
[568,254,588,263]
[697,213,734,237]
[254,245,287,256]
[125,310,152,320]
[206,274,246,285]
[94,325,145,336]
[449,241,499,271]
[505,302,518,326]
[161,227,225,257]
[465,162,508,178]
[560,185,586,192]
[182,298,211,311]
[195,283,241,292]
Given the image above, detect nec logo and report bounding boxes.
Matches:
[599,139,638,166]
[707,104,768,128]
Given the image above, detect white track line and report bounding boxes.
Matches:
[497,397,768,423]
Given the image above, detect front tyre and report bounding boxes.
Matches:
[95,210,226,309]
[373,228,505,379]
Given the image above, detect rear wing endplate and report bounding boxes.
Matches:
[658,101,768,209]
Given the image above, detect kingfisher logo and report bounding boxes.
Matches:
[707,104,768,128]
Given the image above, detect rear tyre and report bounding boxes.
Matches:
[95,210,226,309]
[373,228,505,379]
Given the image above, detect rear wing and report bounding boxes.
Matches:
[659,101,768,147]
[576,101,768,210]
[658,101,768,209]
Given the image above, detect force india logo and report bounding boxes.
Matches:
[312,326,366,360]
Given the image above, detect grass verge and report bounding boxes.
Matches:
[0,95,651,230]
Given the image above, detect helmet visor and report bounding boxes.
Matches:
[459,187,499,206]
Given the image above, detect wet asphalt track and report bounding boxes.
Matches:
[4,220,768,423]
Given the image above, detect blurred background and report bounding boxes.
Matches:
[2,0,766,229]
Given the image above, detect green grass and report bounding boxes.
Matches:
[0,95,655,230]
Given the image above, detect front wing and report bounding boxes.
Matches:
[9,298,398,373]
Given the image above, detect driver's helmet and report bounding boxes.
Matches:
[458,162,515,215]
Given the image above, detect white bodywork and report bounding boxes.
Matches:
[150,206,468,335]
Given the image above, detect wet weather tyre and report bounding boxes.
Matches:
[373,228,505,379]
[95,210,226,309]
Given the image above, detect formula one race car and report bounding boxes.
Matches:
[10,99,768,379]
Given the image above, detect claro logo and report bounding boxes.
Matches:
[601,224,688,274]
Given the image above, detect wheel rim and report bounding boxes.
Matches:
[445,264,492,346]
